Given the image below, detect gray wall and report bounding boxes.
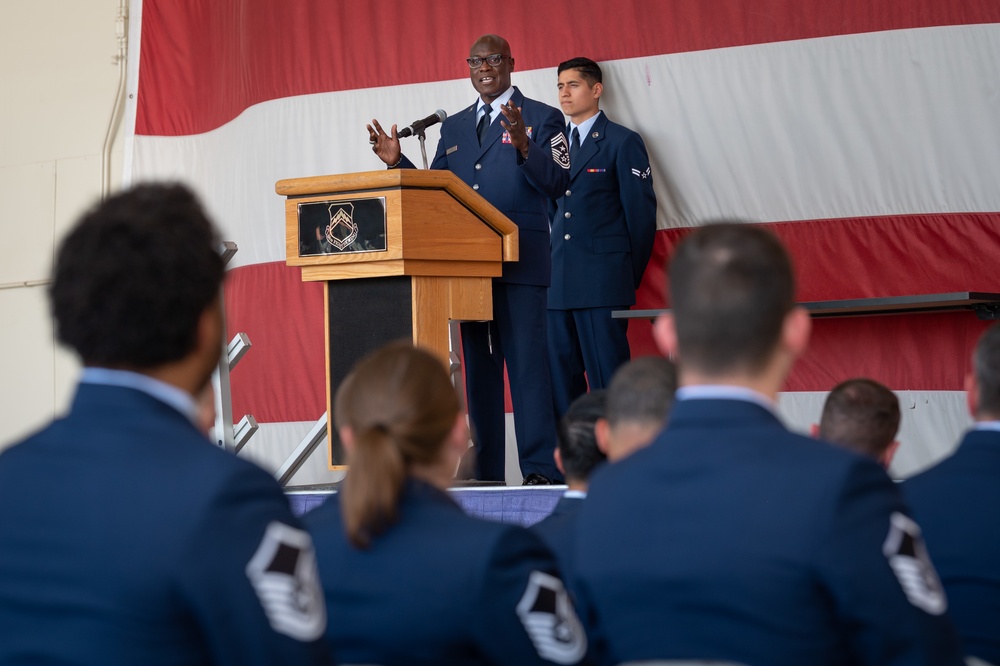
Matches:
[0,0,124,449]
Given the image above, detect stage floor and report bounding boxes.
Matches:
[287,486,566,527]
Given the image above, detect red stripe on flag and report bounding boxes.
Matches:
[136,0,1000,136]
[224,262,327,422]
[657,213,1000,302]
[653,212,1000,391]
[792,312,988,392]
[226,212,999,422]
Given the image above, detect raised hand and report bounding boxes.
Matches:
[366,118,402,166]
[498,101,529,158]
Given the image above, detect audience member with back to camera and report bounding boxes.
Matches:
[571,222,964,665]
[816,377,901,468]
[0,184,330,665]
[303,342,589,666]
[531,389,608,575]
[904,322,1000,665]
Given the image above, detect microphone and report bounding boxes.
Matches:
[397,109,447,138]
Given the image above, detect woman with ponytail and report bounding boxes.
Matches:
[304,343,589,666]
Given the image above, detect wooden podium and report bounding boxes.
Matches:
[276,170,518,468]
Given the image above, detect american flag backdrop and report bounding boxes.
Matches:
[124,0,1000,483]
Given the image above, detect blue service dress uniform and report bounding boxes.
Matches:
[572,397,964,666]
[304,479,589,665]
[530,493,585,577]
[0,383,330,665]
[548,112,657,418]
[399,86,570,481]
[903,426,1000,664]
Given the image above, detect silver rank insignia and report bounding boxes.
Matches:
[631,166,651,180]
[551,133,570,170]
[516,570,587,664]
[245,521,327,641]
[883,511,947,615]
[326,202,359,251]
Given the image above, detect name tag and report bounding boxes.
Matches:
[446,145,458,155]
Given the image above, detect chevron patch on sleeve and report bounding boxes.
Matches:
[551,134,570,169]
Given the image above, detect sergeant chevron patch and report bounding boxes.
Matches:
[631,166,651,179]
[882,512,947,616]
[246,521,327,641]
[551,134,570,169]
[516,571,587,664]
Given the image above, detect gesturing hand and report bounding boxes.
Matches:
[366,118,402,166]
[499,102,529,159]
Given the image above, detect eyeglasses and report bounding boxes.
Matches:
[466,54,510,69]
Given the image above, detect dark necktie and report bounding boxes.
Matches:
[478,106,492,146]
[571,126,581,154]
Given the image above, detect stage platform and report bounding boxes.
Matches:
[286,486,566,527]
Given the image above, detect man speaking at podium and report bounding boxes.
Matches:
[367,34,570,485]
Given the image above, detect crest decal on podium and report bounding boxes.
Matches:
[326,202,358,250]
[296,196,388,257]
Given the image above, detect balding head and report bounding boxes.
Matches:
[469,34,514,103]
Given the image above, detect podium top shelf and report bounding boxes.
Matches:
[276,169,468,196]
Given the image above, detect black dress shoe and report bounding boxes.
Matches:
[522,473,553,486]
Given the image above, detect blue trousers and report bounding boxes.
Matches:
[547,305,630,420]
[461,283,562,482]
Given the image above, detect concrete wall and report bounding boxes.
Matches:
[0,0,124,449]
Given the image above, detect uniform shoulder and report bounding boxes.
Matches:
[901,446,962,495]
[596,115,643,140]
[601,117,638,136]
[583,440,656,491]
[783,429,888,478]
[443,103,476,126]
[0,426,47,463]
[173,436,290,512]
[518,94,562,118]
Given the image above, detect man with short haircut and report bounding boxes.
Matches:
[904,323,1000,665]
[595,356,676,462]
[547,57,657,421]
[574,223,962,664]
[531,390,608,572]
[0,185,329,665]
[816,377,901,467]
[369,34,569,485]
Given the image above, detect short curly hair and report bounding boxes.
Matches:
[50,183,224,368]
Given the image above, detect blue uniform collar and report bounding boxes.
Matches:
[79,367,199,425]
[567,110,602,148]
[676,385,779,417]
[477,86,515,121]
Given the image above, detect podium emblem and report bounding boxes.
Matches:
[326,203,358,251]
[297,196,388,257]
